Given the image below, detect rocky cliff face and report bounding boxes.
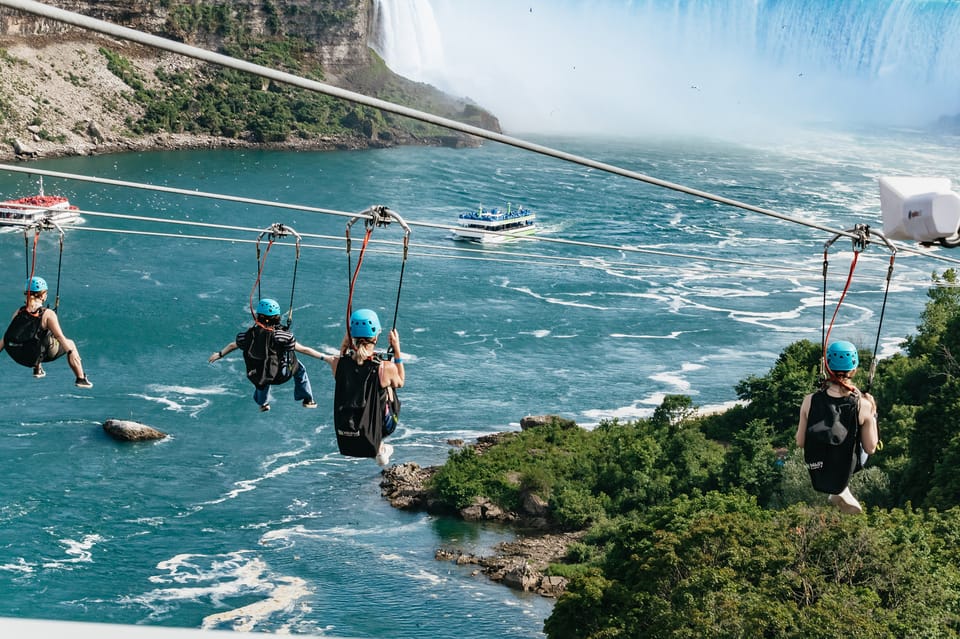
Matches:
[0,0,373,76]
[0,1,495,161]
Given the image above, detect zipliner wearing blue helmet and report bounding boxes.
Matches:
[209,298,326,412]
[0,276,93,387]
[796,340,879,515]
[327,308,405,466]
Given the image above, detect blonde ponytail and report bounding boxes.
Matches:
[352,340,376,364]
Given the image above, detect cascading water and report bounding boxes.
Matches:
[369,0,445,81]
[371,0,960,138]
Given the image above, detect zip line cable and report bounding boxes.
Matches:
[60,209,914,289]
[0,157,865,274]
[69,205,867,278]
[0,0,958,278]
[5,159,960,276]
[0,0,898,247]
[0,163,357,221]
[0,163,863,270]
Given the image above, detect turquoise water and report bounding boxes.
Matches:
[0,128,957,636]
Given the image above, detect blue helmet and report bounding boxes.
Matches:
[826,340,859,372]
[25,276,47,293]
[256,298,282,317]
[350,308,381,339]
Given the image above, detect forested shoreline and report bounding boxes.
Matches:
[415,269,960,637]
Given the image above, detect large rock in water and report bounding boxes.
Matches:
[102,419,167,442]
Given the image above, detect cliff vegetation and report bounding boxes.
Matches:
[408,269,960,638]
[0,0,500,161]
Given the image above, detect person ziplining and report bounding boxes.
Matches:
[0,222,92,387]
[796,341,879,514]
[795,224,894,514]
[328,206,410,466]
[208,223,325,411]
[328,309,404,466]
[209,297,326,411]
[0,275,93,387]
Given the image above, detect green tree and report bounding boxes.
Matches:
[903,268,960,358]
[721,418,781,506]
[907,376,960,508]
[733,340,821,445]
[546,494,960,638]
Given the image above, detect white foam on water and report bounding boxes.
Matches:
[126,516,165,527]
[507,285,610,310]
[195,455,322,507]
[877,336,905,359]
[0,558,34,574]
[41,534,104,569]
[124,551,311,632]
[611,330,688,339]
[518,329,550,338]
[649,368,700,393]
[258,524,315,549]
[259,519,426,552]
[579,360,709,425]
[580,401,656,426]
[674,294,816,330]
[261,442,312,470]
[130,385,230,418]
[408,568,447,586]
[243,510,325,532]
[698,400,747,416]
[396,425,493,442]
[148,384,231,396]
[200,576,311,632]
[0,502,36,522]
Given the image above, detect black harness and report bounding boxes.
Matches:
[804,389,862,494]
[3,306,62,368]
[333,354,401,458]
[239,325,297,388]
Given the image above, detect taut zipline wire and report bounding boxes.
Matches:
[5,160,960,278]
[61,209,915,287]
[0,159,868,275]
[1,1,958,271]
[69,206,891,281]
[0,0,897,247]
[0,163,850,269]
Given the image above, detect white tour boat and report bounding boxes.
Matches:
[0,179,80,230]
[452,203,537,243]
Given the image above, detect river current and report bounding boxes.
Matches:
[0,126,957,636]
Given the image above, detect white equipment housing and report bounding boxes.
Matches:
[879,176,960,246]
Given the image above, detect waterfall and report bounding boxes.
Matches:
[372,0,960,138]
[370,0,445,81]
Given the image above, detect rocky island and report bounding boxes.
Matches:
[380,416,584,598]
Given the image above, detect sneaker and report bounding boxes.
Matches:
[75,377,93,388]
[259,403,271,412]
[33,365,45,378]
[302,399,318,409]
[375,443,394,467]
[828,488,862,515]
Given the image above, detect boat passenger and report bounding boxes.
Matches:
[0,276,92,387]
[326,309,404,466]
[795,340,879,514]
[209,298,324,412]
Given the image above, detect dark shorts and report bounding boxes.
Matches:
[42,334,67,362]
